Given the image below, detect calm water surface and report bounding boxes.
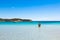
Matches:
[0,21,60,40]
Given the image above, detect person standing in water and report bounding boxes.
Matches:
[38,22,41,28]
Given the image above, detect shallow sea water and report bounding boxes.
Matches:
[0,21,60,40]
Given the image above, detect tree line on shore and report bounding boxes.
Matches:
[0,18,32,22]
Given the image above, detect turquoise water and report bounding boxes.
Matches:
[0,21,60,40]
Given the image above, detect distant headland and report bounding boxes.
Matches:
[0,18,32,22]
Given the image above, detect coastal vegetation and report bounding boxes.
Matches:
[0,18,32,22]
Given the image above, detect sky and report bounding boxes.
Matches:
[0,0,60,21]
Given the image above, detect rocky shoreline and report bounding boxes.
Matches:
[0,18,32,22]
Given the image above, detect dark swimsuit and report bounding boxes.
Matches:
[38,24,41,27]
